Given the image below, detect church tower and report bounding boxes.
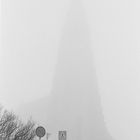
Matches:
[17,0,114,139]
[47,0,114,139]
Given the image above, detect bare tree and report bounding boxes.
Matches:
[13,120,36,140]
[0,106,36,140]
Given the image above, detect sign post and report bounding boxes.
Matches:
[58,131,67,140]
[36,126,46,140]
[46,132,51,140]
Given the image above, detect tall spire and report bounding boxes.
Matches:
[48,0,114,140]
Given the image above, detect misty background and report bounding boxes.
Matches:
[1,0,140,140]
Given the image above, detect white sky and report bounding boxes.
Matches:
[1,0,69,109]
[1,0,140,140]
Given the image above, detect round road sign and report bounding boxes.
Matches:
[36,126,46,138]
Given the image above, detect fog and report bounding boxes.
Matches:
[1,0,140,140]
